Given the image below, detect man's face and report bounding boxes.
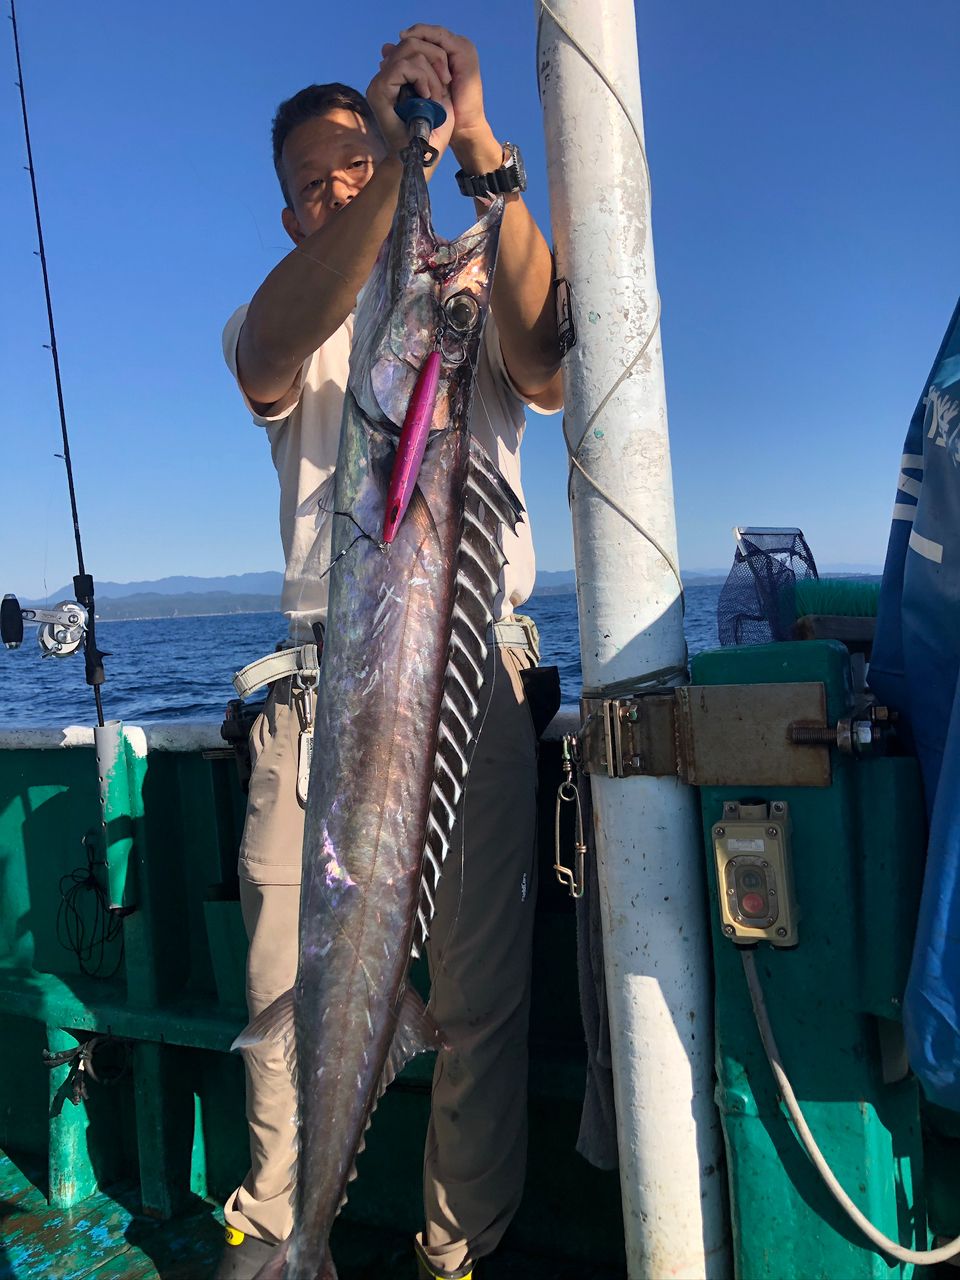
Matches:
[280,108,386,243]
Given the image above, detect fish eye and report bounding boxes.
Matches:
[443,291,480,333]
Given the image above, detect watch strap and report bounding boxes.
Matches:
[456,143,526,198]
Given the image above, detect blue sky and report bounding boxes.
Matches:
[1,0,958,598]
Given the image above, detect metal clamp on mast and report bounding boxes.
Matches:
[575,682,893,789]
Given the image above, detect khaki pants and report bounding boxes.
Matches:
[224,642,539,1273]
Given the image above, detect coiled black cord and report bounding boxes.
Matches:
[56,834,125,979]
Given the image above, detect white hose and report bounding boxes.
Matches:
[741,949,960,1265]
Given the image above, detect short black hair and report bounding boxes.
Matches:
[271,83,379,207]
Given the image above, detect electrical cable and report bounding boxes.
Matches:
[742,949,960,1265]
[56,834,125,980]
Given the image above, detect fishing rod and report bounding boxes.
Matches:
[2,0,107,726]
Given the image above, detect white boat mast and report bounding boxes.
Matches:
[536,2,729,1275]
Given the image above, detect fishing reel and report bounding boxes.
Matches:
[2,593,88,657]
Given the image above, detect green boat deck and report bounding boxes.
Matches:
[0,721,626,1279]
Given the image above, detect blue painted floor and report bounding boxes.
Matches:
[0,1150,617,1279]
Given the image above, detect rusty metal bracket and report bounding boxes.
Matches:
[580,692,677,779]
[580,682,833,788]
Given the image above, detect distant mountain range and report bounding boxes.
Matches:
[30,572,286,602]
[92,591,282,620]
[24,564,882,620]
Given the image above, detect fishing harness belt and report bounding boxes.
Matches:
[232,643,322,700]
[231,615,541,700]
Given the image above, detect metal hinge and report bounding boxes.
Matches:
[580,692,678,779]
[578,682,863,789]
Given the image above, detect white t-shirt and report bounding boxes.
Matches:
[223,305,541,641]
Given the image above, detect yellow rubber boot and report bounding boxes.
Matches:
[414,1236,475,1279]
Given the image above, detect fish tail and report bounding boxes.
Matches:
[285,1233,338,1280]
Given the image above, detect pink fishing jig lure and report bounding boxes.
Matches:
[382,349,442,545]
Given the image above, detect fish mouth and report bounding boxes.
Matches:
[352,146,504,437]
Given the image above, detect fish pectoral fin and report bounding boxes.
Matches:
[383,986,443,1091]
[232,987,296,1055]
[403,485,439,546]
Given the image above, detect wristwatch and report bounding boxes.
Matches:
[455,142,527,198]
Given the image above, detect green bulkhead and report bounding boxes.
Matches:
[694,639,929,1279]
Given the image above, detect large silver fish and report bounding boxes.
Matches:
[237,142,522,1280]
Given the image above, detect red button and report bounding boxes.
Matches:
[741,892,766,917]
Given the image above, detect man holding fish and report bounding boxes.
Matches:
[216,23,563,1280]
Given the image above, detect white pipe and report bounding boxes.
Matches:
[536,3,729,1276]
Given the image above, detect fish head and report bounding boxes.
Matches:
[351,145,504,436]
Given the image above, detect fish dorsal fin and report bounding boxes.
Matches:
[410,437,524,960]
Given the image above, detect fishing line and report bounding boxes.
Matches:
[315,534,367,583]
[10,0,106,724]
[314,505,386,585]
[535,0,684,607]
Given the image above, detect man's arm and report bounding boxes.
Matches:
[398,25,564,411]
[456,128,564,410]
[238,161,403,412]
[238,39,454,413]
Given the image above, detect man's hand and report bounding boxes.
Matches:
[398,25,501,171]
[369,24,562,407]
[395,25,561,406]
[367,35,455,160]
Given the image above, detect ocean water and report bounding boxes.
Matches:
[0,585,722,727]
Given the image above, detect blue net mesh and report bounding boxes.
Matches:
[717,528,819,646]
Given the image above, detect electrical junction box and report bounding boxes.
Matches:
[712,800,798,946]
